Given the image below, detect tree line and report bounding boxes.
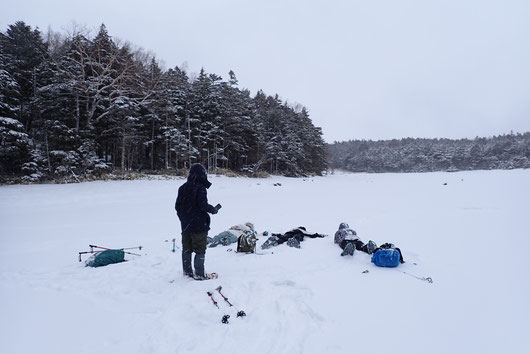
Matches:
[328,133,530,173]
[0,21,327,182]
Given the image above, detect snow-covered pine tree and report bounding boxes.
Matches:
[151,66,191,170]
[0,22,48,131]
[217,70,256,171]
[0,62,21,119]
[253,92,285,173]
[187,68,225,170]
[293,106,327,175]
[86,24,132,126]
[0,117,31,175]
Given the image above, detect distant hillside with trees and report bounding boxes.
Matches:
[328,133,530,173]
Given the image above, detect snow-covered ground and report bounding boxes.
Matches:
[1,170,529,354]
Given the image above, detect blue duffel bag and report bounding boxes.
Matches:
[371,248,401,267]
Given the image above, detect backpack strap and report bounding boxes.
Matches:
[236,235,242,252]
[395,247,405,263]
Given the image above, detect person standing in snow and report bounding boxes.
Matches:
[334,222,376,256]
[175,163,221,280]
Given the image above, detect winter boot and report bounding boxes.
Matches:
[286,237,301,248]
[366,240,377,254]
[341,242,355,256]
[193,253,206,279]
[182,251,194,277]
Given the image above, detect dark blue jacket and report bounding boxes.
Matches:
[175,164,217,234]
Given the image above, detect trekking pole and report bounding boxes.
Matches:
[89,245,142,251]
[207,291,231,324]
[78,250,104,262]
[122,251,142,256]
[89,245,142,257]
[394,269,433,283]
[216,286,246,318]
[216,286,233,306]
[207,291,219,309]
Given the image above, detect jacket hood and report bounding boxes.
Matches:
[187,163,211,188]
[339,222,350,230]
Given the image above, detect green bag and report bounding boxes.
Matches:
[85,249,125,267]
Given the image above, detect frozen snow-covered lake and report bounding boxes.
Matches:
[1,169,529,354]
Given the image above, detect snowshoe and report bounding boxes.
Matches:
[286,237,301,248]
[366,240,377,254]
[341,243,355,256]
[194,272,218,281]
[261,236,279,249]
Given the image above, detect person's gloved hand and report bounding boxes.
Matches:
[213,203,222,214]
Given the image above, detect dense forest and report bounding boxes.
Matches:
[0,21,327,183]
[1,22,528,184]
[328,133,530,173]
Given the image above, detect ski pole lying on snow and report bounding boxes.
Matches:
[394,269,433,283]
[207,291,220,309]
[90,244,142,256]
[216,286,233,306]
[89,244,142,252]
[78,249,104,262]
[216,286,246,318]
[207,288,246,324]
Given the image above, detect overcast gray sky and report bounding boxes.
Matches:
[2,0,529,143]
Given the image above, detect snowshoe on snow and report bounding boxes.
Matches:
[194,272,218,281]
[261,236,279,249]
[366,240,377,254]
[286,237,301,248]
[341,243,355,256]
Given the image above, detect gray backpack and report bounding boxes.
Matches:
[237,230,258,253]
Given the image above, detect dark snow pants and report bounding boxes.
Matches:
[340,239,371,254]
[182,232,207,277]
